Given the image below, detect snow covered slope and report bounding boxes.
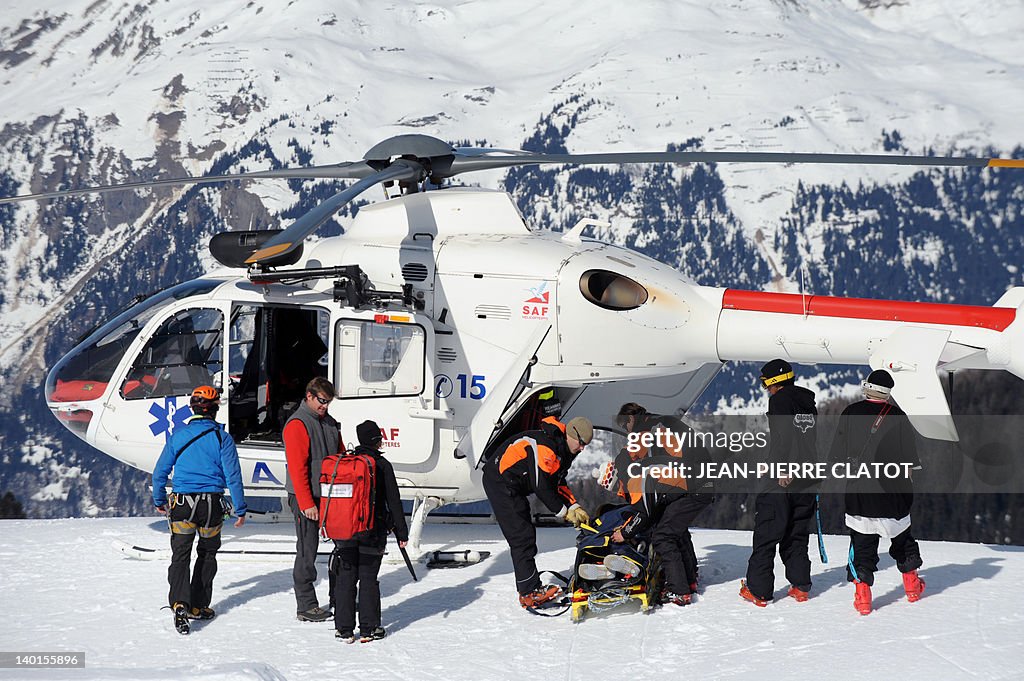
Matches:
[0,518,1021,680]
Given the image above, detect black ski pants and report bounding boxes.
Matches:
[331,542,385,635]
[483,474,542,595]
[289,493,332,612]
[745,490,816,600]
[652,494,713,595]
[847,527,922,586]
[167,492,223,609]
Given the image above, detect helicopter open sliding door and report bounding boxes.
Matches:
[226,303,330,445]
[334,315,436,465]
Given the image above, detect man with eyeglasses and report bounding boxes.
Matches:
[285,376,344,622]
[483,414,593,610]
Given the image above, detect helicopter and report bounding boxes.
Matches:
[2,133,1023,556]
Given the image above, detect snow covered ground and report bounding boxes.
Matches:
[0,517,1022,680]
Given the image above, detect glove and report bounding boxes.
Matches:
[565,504,590,528]
[594,461,618,493]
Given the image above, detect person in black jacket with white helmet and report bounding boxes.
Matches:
[829,369,924,615]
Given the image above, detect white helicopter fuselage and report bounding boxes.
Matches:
[45,188,1024,505]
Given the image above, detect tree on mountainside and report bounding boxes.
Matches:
[0,491,26,519]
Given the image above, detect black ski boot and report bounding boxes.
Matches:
[359,627,387,643]
[173,602,190,635]
[188,607,215,620]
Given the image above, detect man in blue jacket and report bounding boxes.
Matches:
[153,385,247,635]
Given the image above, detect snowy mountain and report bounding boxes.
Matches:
[1,0,1023,517]
[0,518,1021,680]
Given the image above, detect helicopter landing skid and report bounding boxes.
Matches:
[384,495,443,564]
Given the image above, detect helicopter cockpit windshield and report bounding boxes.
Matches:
[46,280,223,403]
[45,279,223,435]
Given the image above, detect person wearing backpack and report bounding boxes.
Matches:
[152,385,247,635]
[330,420,409,643]
[285,377,344,623]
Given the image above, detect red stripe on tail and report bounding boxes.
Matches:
[722,290,1014,331]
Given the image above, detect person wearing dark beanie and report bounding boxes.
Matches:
[332,419,409,642]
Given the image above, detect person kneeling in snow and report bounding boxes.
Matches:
[828,369,925,615]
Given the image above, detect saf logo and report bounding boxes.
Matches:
[380,427,401,448]
[522,282,551,319]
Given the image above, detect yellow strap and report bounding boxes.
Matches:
[762,371,794,387]
[171,520,197,535]
[198,524,223,539]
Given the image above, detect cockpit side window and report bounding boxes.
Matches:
[121,308,224,400]
[579,270,649,311]
[46,279,222,404]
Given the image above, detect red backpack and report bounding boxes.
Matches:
[318,453,376,540]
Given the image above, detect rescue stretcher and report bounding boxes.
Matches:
[567,506,663,622]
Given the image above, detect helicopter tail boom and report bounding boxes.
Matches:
[715,288,1024,440]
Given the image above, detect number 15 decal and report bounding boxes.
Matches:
[457,374,487,400]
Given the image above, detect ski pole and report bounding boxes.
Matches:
[815,494,828,563]
[399,544,418,582]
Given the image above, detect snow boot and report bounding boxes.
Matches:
[296,606,332,622]
[603,554,641,578]
[519,584,563,609]
[577,563,614,581]
[854,581,872,615]
[360,627,387,643]
[786,586,809,602]
[188,606,215,620]
[663,590,692,607]
[335,629,356,644]
[739,581,768,608]
[173,602,190,635]
[903,570,925,602]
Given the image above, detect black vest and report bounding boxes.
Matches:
[284,400,341,498]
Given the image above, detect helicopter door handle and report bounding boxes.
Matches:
[409,408,453,421]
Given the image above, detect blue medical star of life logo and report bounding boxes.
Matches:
[149,397,192,441]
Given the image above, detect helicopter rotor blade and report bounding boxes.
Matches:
[3,130,1021,269]
[0,161,379,206]
[442,148,1024,178]
[244,160,424,265]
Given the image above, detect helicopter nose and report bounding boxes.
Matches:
[49,405,94,441]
